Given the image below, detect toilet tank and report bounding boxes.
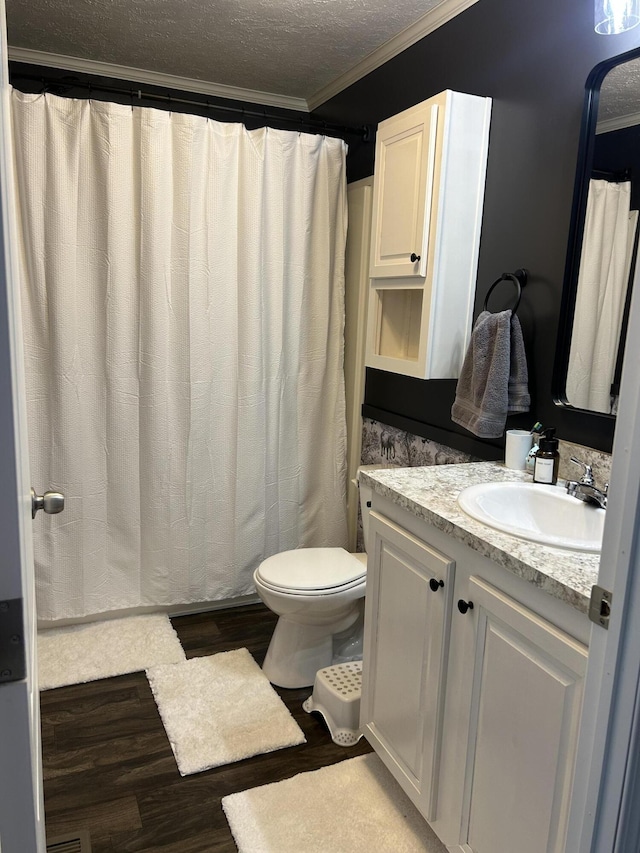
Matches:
[356,464,393,553]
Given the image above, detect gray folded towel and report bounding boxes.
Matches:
[451,309,530,439]
[508,313,531,414]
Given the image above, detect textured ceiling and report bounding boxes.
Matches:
[599,58,640,125]
[6,0,447,101]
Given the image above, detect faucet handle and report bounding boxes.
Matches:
[570,456,595,485]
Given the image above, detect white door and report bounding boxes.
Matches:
[0,3,46,850]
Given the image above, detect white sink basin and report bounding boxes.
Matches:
[457,481,605,552]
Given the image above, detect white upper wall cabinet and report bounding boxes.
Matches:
[366,90,491,379]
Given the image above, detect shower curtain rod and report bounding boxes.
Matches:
[592,167,632,182]
[10,71,371,140]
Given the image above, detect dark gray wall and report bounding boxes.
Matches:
[314,0,640,455]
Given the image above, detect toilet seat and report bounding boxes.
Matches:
[257,574,366,596]
[255,547,366,596]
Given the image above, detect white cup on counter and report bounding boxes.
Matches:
[505,429,534,470]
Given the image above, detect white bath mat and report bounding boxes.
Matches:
[146,648,306,776]
[38,614,186,690]
[222,753,447,853]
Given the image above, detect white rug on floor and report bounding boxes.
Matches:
[146,648,306,776]
[38,614,186,690]
[222,753,448,853]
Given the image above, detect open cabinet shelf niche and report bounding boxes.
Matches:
[372,287,423,362]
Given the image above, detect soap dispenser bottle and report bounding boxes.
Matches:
[533,428,559,485]
[525,422,544,474]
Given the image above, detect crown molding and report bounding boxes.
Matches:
[9,0,477,117]
[307,0,479,111]
[596,111,640,134]
[7,47,310,112]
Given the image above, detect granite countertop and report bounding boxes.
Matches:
[360,461,601,614]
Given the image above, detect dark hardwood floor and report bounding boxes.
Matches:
[40,604,372,852]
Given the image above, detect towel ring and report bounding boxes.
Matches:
[483,268,528,314]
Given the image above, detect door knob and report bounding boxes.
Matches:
[410,252,421,263]
[31,488,65,519]
[429,578,444,592]
[457,599,474,615]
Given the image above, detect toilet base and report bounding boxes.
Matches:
[262,608,362,689]
[332,602,364,664]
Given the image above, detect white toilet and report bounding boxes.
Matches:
[253,472,375,688]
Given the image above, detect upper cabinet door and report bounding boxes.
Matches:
[369,103,438,279]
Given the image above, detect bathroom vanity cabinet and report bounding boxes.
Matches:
[365,89,491,379]
[360,491,589,853]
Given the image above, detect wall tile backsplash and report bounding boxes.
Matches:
[558,439,611,486]
[358,419,480,550]
[362,419,611,484]
[361,418,479,468]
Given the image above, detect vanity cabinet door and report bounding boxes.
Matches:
[360,511,455,822]
[451,575,588,853]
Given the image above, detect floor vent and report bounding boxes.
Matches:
[46,831,92,853]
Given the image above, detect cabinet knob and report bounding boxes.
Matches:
[410,252,421,263]
[429,578,444,592]
[457,599,474,615]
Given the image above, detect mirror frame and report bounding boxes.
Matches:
[553,45,640,446]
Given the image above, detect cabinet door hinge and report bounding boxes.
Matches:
[0,598,26,683]
[589,585,613,630]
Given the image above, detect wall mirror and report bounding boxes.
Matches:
[555,47,640,422]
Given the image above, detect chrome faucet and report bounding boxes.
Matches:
[565,457,608,509]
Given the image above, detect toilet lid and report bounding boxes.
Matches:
[256,547,366,593]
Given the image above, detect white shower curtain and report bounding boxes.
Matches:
[566,178,637,413]
[11,90,348,621]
